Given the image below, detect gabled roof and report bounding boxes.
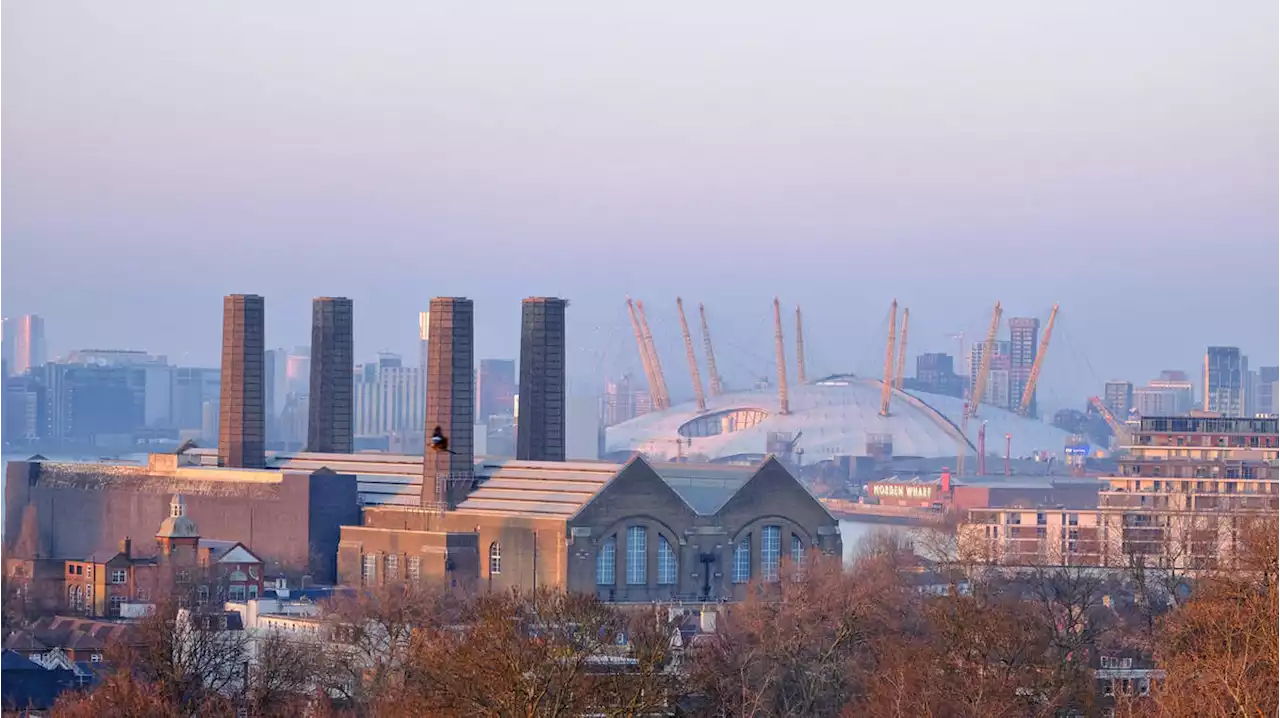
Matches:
[648,462,757,515]
[452,456,808,520]
[200,539,261,564]
[2,633,47,654]
[454,460,618,518]
[26,616,137,651]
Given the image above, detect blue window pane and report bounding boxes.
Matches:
[596,535,616,586]
[732,536,751,583]
[658,536,678,585]
[762,526,781,582]
[626,526,646,585]
[792,534,805,566]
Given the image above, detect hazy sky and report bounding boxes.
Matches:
[3,2,1276,409]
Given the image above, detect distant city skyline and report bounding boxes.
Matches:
[10,299,1280,417]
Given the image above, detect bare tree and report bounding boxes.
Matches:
[388,589,684,718]
[245,627,330,717]
[688,551,916,718]
[52,671,212,718]
[1,570,27,638]
[317,580,457,714]
[123,601,252,713]
[1149,515,1279,717]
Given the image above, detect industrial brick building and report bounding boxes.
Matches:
[3,453,357,583]
[337,455,841,601]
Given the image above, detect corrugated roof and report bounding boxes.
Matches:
[454,460,617,518]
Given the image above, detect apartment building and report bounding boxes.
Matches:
[961,416,1278,570]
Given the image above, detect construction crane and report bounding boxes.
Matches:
[977,421,988,476]
[675,297,707,413]
[1089,396,1132,448]
[698,304,724,397]
[795,305,807,385]
[625,298,663,410]
[968,302,1003,418]
[635,300,671,410]
[879,299,898,417]
[773,298,790,414]
[894,307,910,390]
[1016,303,1059,417]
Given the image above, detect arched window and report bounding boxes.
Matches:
[596,535,616,586]
[732,536,751,583]
[489,542,502,575]
[762,526,781,582]
[791,534,806,566]
[626,526,646,585]
[658,536,678,585]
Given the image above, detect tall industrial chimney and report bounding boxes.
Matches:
[307,297,354,453]
[517,297,567,461]
[218,294,266,468]
[422,298,475,509]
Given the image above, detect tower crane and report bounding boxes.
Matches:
[1089,396,1132,448]
[773,298,790,414]
[625,298,663,410]
[795,305,807,385]
[675,298,707,413]
[968,302,1003,418]
[879,299,898,417]
[635,300,671,410]
[894,307,910,390]
[698,304,724,397]
[1017,303,1059,417]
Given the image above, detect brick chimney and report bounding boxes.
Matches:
[119,536,132,559]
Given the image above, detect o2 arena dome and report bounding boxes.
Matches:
[604,375,1073,464]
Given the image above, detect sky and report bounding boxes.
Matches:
[3,1,1276,410]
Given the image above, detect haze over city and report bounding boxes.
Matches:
[4,1,1276,408]
[4,3,1279,716]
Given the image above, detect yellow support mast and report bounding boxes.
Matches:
[699,304,723,397]
[773,298,790,414]
[894,307,910,390]
[676,297,707,413]
[795,305,807,385]
[879,299,898,417]
[1017,303,1059,417]
[969,302,1003,418]
[625,298,663,410]
[635,300,671,410]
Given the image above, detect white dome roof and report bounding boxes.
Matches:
[605,377,1072,462]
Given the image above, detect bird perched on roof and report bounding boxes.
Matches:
[429,426,455,454]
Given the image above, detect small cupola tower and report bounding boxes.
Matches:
[155,494,201,558]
